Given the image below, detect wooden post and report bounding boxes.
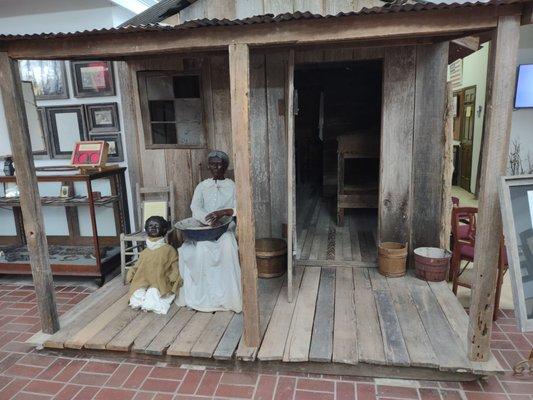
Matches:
[286,49,295,303]
[228,43,260,347]
[0,53,59,333]
[440,83,454,250]
[468,15,520,362]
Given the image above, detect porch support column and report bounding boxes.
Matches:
[229,43,260,347]
[0,53,59,333]
[468,15,520,361]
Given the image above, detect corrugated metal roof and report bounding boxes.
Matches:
[118,0,191,27]
[0,0,527,41]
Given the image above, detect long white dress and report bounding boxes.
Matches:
[175,178,242,313]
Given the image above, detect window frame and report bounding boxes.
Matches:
[137,70,207,150]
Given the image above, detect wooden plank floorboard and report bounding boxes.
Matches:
[349,215,362,262]
[283,267,321,362]
[84,305,140,350]
[132,304,180,353]
[191,311,233,358]
[213,313,243,360]
[406,274,472,371]
[332,267,358,365]
[145,308,195,355]
[353,269,386,364]
[387,277,439,368]
[108,311,157,352]
[309,268,335,362]
[359,230,376,263]
[257,267,305,361]
[167,312,213,357]
[44,279,128,349]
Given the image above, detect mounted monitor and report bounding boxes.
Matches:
[515,64,533,109]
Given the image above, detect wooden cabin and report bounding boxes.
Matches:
[0,0,531,381]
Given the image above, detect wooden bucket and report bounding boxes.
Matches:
[378,242,408,277]
[256,238,287,278]
[414,247,451,282]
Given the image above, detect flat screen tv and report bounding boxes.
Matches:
[515,64,533,109]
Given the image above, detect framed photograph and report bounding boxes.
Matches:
[19,60,68,100]
[85,103,120,133]
[71,141,109,167]
[45,106,87,158]
[71,61,115,98]
[59,185,73,198]
[89,134,123,162]
[499,175,533,331]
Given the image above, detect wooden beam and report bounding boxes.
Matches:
[451,36,480,52]
[0,53,59,333]
[286,49,295,303]
[3,5,521,60]
[440,83,454,250]
[522,2,533,25]
[467,15,520,362]
[229,43,260,347]
[411,42,449,252]
[379,46,415,245]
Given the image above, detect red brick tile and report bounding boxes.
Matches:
[24,379,63,395]
[377,385,418,399]
[55,384,83,400]
[53,360,87,382]
[0,353,23,373]
[83,361,120,374]
[506,334,532,351]
[465,393,508,400]
[507,396,530,400]
[73,386,99,400]
[4,364,45,378]
[335,381,355,400]
[36,357,70,381]
[106,364,136,387]
[419,388,442,400]
[254,375,277,400]
[123,365,152,389]
[356,383,376,400]
[153,394,173,400]
[196,370,222,396]
[149,366,187,380]
[221,371,258,386]
[71,372,110,386]
[94,388,137,400]
[12,392,51,400]
[0,377,30,399]
[294,390,334,400]
[18,353,56,368]
[500,350,526,369]
[0,375,12,390]
[274,377,296,400]
[176,370,203,394]
[297,378,334,392]
[479,376,505,393]
[440,390,463,400]
[216,384,255,399]
[501,381,533,395]
[141,378,180,393]
[493,350,510,370]
[461,381,483,392]
[491,340,516,350]
[133,393,154,400]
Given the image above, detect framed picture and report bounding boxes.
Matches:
[19,60,68,100]
[59,185,73,198]
[89,134,123,162]
[71,141,109,167]
[21,81,47,155]
[499,175,533,332]
[85,103,120,133]
[70,61,115,98]
[45,106,87,158]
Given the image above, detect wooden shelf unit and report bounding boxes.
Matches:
[337,133,379,226]
[0,167,130,284]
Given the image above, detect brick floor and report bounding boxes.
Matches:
[0,283,531,400]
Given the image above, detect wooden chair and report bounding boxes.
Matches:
[450,206,508,320]
[120,182,175,283]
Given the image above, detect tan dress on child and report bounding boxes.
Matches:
[127,237,182,314]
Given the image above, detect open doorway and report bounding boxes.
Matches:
[294,60,382,266]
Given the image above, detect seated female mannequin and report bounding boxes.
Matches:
[127,216,182,314]
[176,150,242,313]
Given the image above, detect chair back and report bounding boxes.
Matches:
[451,206,477,246]
[135,182,175,229]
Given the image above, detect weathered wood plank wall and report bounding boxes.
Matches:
[410,43,449,252]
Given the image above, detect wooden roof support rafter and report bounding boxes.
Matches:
[467,14,521,362]
[0,53,59,334]
[0,4,524,60]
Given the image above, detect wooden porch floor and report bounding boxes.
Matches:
[29,268,503,381]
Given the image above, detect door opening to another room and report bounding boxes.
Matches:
[294,60,382,266]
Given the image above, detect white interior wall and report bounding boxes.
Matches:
[0,1,136,239]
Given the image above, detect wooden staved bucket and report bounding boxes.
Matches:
[256,238,287,278]
[378,242,408,277]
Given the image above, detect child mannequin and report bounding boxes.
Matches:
[127,216,182,314]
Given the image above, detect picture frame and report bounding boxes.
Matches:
[499,174,533,332]
[45,106,87,158]
[70,61,115,98]
[85,103,120,133]
[59,185,73,198]
[89,134,123,162]
[19,60,69,100]
[21,81,47,155]
[71,141,109,167]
